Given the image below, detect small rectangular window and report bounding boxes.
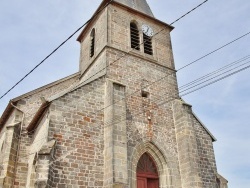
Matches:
[141,91,149,98]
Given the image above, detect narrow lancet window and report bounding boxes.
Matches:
[130,22,140,50]
[90,29,95,58]
[143,34,153,55]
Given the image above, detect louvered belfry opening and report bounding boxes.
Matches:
[90,29,95,58]
[130,22,140,50]
[143,34,153,55]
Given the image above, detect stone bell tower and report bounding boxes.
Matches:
[76,0,223,188]
[77,0,175,84]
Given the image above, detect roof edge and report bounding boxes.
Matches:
[26,101,51,133]
[217,173,228,183]
[48,74,105,102]
[192,112,217,142]
[77,0,174,42]
[0,101,17,132]
[12,72,80,102]
[77,0,110,42]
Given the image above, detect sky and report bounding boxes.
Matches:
[0,0,250,187]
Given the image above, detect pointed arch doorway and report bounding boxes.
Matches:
[137,153,159,188]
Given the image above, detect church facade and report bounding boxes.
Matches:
[0,0,228,187]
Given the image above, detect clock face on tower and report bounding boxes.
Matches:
[142,24,154,37]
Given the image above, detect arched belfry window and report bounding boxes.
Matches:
[90,29,95,58]
[143,34,153,55]
[137,153,159,188]
[130,22,140,50]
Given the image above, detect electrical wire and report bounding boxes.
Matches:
[1,54,250,170]
[177,31,250,71]
[2,1,249,170]
[20,52,250,139]
[179,56,250,92]
[4,0,250,180]
[0,0,209,100]
[0,0,115,100]
[179,55,250,89]
[3,0,213,137]
[180,62,250,97]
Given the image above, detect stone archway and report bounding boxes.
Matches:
[137,152,159,188]
[129,141,175,188]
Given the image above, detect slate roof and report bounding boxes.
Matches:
[114,0,154,17]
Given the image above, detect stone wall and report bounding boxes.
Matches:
[79,9,108,75]
[0,74,79,188]
[104,80,127,188]
[47,77,105,187]
[173,100,204,188]
[0,2,222,187]
[80,49,107,85]
[193,116,217,187]
[0,109,22,188]
[26,115,50,187]
[108,4,175,69]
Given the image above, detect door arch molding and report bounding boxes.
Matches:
[129,141,176,188]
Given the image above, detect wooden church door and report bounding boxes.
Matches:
[137,153,159,188]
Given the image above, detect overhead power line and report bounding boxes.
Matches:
[5,0,248,137]
[170,0,208,25]
[1,53,250,167]
[14,52,250,138]
[0,0,115,100]
[180,61,250,97]
[107,55,250,127]
[177,31,250,71]
[179,55,250,90]
[0,0,210,100]
[2,0,250,136]
[94,30,250,115]
[1,0,249,136]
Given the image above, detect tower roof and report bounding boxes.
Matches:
[114,0,154,17]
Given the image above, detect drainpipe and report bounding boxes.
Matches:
[10,102,24,188]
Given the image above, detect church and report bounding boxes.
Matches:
[0,0,228,187]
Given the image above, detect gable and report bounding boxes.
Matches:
[192,112,217,142]
[0,72,79,133]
